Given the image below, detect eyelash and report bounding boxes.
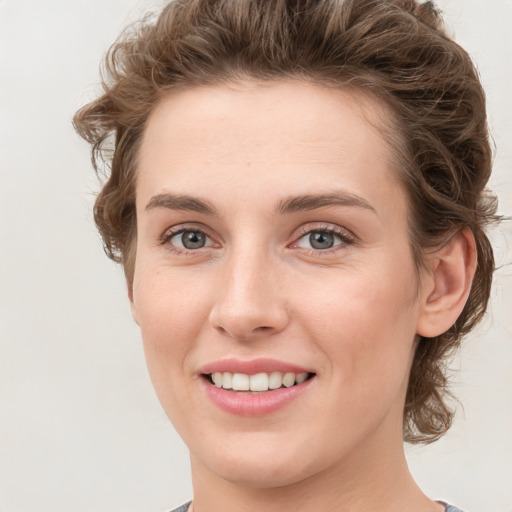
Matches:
[159,223,356,256]
[291,224,356,255]
[159,225,216,255]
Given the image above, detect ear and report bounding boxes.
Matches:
[416,227,477,338]
[127,282,140,326]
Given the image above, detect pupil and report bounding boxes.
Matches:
[182,231,205,249]
[309,231,334,250]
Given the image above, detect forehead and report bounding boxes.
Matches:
[141,80,395,159]
[136,80,404,216]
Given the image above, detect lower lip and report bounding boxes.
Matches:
[201,377,314,416]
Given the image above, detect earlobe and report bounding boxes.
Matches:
[130,301,140,326]
[128,284,140,326]
[416,228,477,338]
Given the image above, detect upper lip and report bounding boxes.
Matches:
[199,358,313,375]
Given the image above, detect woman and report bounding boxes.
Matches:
[73,1,498,510]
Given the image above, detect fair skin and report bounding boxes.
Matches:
[130,80,475,512]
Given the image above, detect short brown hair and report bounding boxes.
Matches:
[73,0,498,443]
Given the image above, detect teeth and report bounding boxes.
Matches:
[295,372,308,384]
[232,373,250,391]
[212,372,223,387]
[249,372,268,391]
[268,371,283,389]
[209,371,310,391]
[221,372,233,389]
[282,372,295,388]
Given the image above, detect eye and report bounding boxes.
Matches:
[166,229,214,250]
[294,227,354,252]
[301,231,337,250]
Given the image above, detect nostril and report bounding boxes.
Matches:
[209,301,290,340]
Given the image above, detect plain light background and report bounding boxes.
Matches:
[0,1,511,511]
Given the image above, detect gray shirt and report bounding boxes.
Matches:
[169,502,465,512]
[169,504,191,512]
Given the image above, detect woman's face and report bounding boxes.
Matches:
[132,81,430,488]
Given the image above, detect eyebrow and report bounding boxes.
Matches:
[145,193,217,215]
[145,191,376,216]
[277,192,376,215]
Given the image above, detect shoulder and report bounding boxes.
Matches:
[168,503,191,512]
[167,502,466,512]
[444,505,466,512]
[166,503,467,512]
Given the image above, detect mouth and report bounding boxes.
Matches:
[199,358,316,415]
[203,371,316,393]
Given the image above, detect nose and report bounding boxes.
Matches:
[208,249,290,342]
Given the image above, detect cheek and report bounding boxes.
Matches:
[293,259,419,382]
[295,277,418,441]
[132,266,212,378]
[131,266,218,433]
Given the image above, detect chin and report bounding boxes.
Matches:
[206,455,315,489]
[190,430,329,489]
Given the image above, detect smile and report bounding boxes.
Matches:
[201,368,316,416]
[208,371,311,392]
